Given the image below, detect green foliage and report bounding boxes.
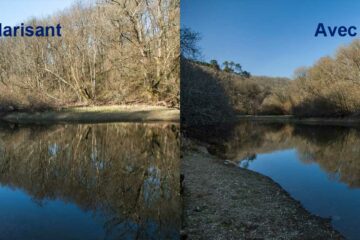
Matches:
[221,61,251,77]
[241,71,251,78]
[209,60,220,71]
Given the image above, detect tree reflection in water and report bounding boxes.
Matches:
[0,122,180,240]
[195,121,360,188]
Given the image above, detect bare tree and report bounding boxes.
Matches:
[0,0,180,110]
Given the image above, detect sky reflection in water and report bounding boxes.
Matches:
[0,122,180,240]
[203,122,360,240]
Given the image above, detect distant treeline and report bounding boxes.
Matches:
[0,0,180,111]
[181,28,360,125]
[190,59,251,78]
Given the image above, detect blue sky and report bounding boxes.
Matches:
[0,0,77,25]
[181,0,360,78]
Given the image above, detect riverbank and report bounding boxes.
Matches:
[237,115,360,127]
[0,105,179,124]
[181,139,343,239]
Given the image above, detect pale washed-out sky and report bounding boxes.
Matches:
[0,0,78,25]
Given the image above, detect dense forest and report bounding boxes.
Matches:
[181,28,360,126]
[0,0,180,111]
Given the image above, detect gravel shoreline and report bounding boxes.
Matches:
[181,141,343,240]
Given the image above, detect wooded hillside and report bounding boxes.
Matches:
[0,0,180,111]
[181,28,360,123]
[181,58,289,126]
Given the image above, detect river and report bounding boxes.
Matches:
[0,122,180,240]
[191,121,360,240]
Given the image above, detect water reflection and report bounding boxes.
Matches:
[194,121,360,239]
[0,122,180,240]
[198,122,360,188]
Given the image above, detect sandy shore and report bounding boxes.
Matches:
[0,105,179,124]
[181,140,343,240]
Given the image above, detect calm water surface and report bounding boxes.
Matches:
[198,122,360,240]
[0,122,180,240]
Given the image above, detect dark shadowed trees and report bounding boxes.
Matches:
[180,27,201,60]
[210,60,220,71]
